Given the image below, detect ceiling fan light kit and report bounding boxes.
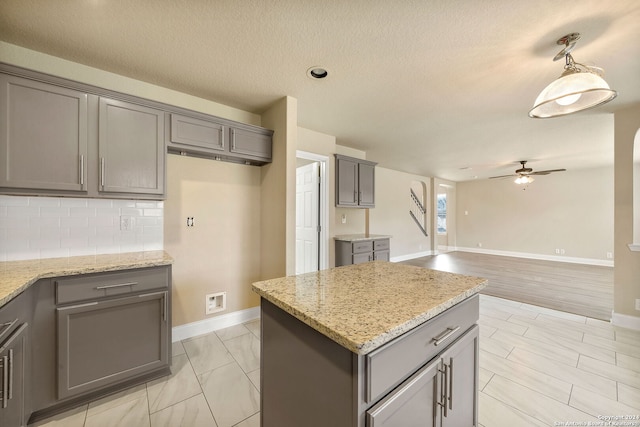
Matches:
[529,33,617,118]
[490,160,566,185]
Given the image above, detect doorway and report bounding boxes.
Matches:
[295,151,329,273]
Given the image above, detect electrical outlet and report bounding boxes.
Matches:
[477,242,482,248]
[606,252,613,259]
[635,299,640,311]
[341,214,347,224]
[206,292,226,315]
[560,249,565,255]
[120,215,133,231]
[555,248,560,255]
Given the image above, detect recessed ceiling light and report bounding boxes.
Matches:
[307,66,328,79]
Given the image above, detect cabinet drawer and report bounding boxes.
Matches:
[56,267,170,305]
[365,295,479,403]
[373,239,389,250]
[352,241,374,254]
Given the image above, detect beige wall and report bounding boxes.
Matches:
[456,166,614,261]
[369,167,432,258]
[164,155,262,326]
[614,104,640,319]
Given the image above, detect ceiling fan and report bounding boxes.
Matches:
[489,161,566,184]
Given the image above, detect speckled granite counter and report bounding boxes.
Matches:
[252,261,487,355]
[0,251,173,308]
[334,234,392,242]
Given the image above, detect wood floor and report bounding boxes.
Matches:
[402,251,614,321]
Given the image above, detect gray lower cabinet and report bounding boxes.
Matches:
[98,97,165,196]
[57,291,168,399]
[366,325,479,427]
[335,238,390,266]
[261,294,479,427]
[0,74,88,193]
[335,154,376,208]
[0,288,31,427]
[24,265,171,425]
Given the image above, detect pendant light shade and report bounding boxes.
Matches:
[529,33,617,119]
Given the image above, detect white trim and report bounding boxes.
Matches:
[611,311,640,331]
[172,306,260,342]
[455,246,614,267]
[296,150,330,270]
[390,250,435,262]
[628,243,640,252]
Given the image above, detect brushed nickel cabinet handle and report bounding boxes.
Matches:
[433,326,460,346]
[95,282,138,290]
[7,349,12,401]
[1,355,7,408]
[100,157,105,187]
[448,357,454,410]
[79,154,85,186]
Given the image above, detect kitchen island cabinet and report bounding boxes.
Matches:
[252,261,486,427]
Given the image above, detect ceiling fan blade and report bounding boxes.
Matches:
[489,174,517,179]
[529,168,566,175]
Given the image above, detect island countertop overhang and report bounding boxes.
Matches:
[252,261,487,355]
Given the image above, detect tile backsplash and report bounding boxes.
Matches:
[0,195,163,261]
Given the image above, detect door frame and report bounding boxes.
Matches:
[296,150,329,270]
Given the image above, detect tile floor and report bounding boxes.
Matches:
[31,295,640,427]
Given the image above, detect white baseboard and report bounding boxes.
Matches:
[611,311,640,331]
[172,306,260,342]
[390,250,435,263]
[455,247,614,267]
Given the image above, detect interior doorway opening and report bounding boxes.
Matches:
[295,151,329,273]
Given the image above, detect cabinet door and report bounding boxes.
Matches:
[0,323,28,427]
[170,114,225,153]
[229,127,272,162]
[440,325,479,427]
[366,356,440,427]
[373,250,390,261]
[358,162,375,207]
[336,157,358,206]
[98,98,164,195]
[0,74,88,192]
[57,291,169,399]
[353,252,372,264]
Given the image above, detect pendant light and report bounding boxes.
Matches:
[529,33,617,118]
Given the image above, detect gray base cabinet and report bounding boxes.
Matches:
[0,286,31,427]
[0,265,172,425]
[260,295,479,427]
[335,238,390,266]
[335,155,377,208]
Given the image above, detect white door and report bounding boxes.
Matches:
[296,162,320,274]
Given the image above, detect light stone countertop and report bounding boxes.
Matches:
[333,234,392,242]
[252,261,487,355]
[0,251,173,308]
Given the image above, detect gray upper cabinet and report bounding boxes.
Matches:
[98,98,164,196]
[229,127,272,163]
[167,112,272,166]
[335,154,377,208]
[168,113,225,154]
[0,74,88,193]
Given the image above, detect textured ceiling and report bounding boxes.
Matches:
[1,0,639,181]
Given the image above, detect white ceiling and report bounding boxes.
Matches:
[1,0,639,181]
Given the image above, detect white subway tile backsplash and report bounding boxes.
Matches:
[0,195,163,260]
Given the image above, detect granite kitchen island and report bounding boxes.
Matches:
[252,261,487,427]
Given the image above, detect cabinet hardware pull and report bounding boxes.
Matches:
[100,157,105,187]
[0,319,17,338]
[95,282,138,290]
[58,301,98,311]
[8,348,12,401]
[1,355,7,408]
[439,363,449,417]
[448,357,454,410]
[432,326,460,346]
[354,190,357,202]
[80,154,85,186]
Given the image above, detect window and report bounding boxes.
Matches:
[437,193,447,233]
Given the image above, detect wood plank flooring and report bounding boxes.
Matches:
[401,251,613,321]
